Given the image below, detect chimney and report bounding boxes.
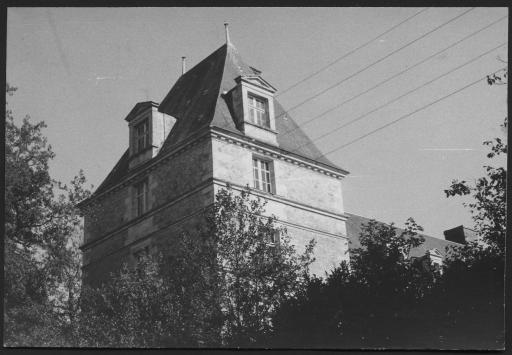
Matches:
[224,23,230,44]
[443,225,477,244]
[181,56,186,75]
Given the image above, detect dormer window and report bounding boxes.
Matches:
[135,119,150,153]
[125,101,176,169]
[248,94,270,128]
[226,75,278,146]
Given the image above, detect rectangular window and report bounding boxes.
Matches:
[270,230,280,245]
[248,94,270,129]
[253,157,274,193]
[134,179,149,216]
[135,119,150,153]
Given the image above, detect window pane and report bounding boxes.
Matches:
[135,120,149,152]
[135,180,148,216]
[248,94,269,128]
[252,158,274,193]
[253,169,260,190]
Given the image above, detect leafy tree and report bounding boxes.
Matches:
[444,116,506,256]
[206,188,315,346]
[271,218,436,348]
[4,84,91,346]
[77,231,222,347]
[76,187,315,347]
[438,115,507,349]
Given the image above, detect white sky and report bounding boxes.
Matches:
[6,7,508,238]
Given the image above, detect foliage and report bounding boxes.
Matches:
[444,117,507,256]
[77,187,315,347]
[271,109,507,348]
[77,251,216,347]
[271,218,437,348]
[206,188,315,346]
[439,115,507,349]
[4,84,91,346]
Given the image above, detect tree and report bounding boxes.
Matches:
[4,84,91,346]
[271,218,436,348]
[206,188,315,346]
[444,116,507,257]
[439,114,507,349]
[76,187,315,347]
[77,233,222,347]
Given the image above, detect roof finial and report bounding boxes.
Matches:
[181,56,186,75]
[224,22,230,44]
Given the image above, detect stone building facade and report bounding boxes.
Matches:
[79,37,350,284]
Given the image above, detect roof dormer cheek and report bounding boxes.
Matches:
[227,75,279,146]
[125,102,177,169]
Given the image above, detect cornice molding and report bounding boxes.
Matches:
[79,125,348,208]
[80,178,213,251]
[212,178,348,223]
[210,127,349,179]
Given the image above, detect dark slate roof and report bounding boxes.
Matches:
[158,42,344,168]
[94,149,130,195]
[345,213,461,258]
[91,42,347,198]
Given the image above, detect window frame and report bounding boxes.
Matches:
[134,118,150,154]
[252,156,275,194]
[270,230,280,246]
[134,179,149,217]
[247,93,270,129]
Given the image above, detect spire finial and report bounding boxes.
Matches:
[181,56,186,75]
[224,23,230,44]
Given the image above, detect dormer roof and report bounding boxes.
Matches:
[124,101,159,122]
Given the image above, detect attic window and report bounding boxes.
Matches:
[248,94,270,129]
[135,119,150,153]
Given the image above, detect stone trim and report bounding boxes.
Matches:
[210,127,348,179]
[278,219,348,240]
[82,176,347,253]
[79,126,212,208]
[82,206,209,269]
[212,178,348,223]
[80,178,213,251]
[80,125,348,208]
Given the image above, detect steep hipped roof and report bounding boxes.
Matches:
[94,149,130,195]
[92,41,347,197]
[345,213,461,258]
[158,42,344,168]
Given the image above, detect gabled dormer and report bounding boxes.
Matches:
[228,72,279,146]
[125,101,176,169]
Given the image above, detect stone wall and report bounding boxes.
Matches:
[83,134,349,285]
[211,137,348,275]
[211,138,344,213]
[82,138,214,285]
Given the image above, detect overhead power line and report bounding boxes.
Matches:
[280,15,508,139]
[276,7,476,119]
[276,7,430,97]
[288,41,507,156]
[320,66,507,156]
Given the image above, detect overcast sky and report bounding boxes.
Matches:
[7,7,508,239]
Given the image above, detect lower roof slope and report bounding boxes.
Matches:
[345,213,462,258]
